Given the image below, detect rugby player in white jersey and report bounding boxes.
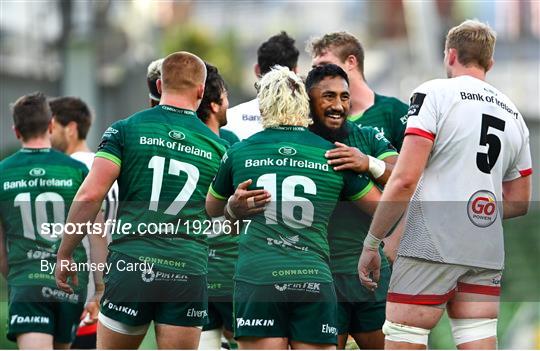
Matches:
[225,31,299,140]
[358,20,532,349]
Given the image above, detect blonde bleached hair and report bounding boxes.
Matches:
[257,65,311,129]
[446,19,496,72]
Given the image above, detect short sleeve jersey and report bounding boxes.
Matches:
[328,122,398,274]
[0,148,89,289]
[348,93,409,151]
[96,105,228,275]
[210,126,374,284]
[400,76,533,269]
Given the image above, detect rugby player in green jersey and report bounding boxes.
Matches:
[54,52,229,349]
[206,66,381,350]
[307,32,409,151]
[305,64,399,349]
[0,92,91,349]
[196,62,239,349]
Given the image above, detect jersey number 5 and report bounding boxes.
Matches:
[477,114,505,174]
[147,156,199,215]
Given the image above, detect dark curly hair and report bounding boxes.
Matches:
[257,31,299,75]
[197,62,226,122]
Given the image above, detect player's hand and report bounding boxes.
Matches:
[55,256,78,294]
[229,179,271,218]
[80,299,100,325]
[358,247,381,291]
[382,235,399,264]
[325,142,369,173]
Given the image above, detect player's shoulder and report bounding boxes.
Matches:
[219,128,240,145]
[0,150,20,169]
[50,149,89,171]
[374,93,408,109]
[412,78,449,94]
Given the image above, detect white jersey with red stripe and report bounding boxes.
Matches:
[399,75,532,270]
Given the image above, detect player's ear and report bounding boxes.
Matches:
[292,65,298,74]
[254,63,261,78]
[345,55,357,72]
[47,120,53,135]
[156,78,162,94]
[67,121,77,139]
[210,101,220,114]
[486,58,494,73]
[197,84,205,100]
[448,48,457,66]
[12,125,22,140]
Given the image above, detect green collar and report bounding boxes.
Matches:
[158,105,197,117]
[20,148,51,153]
[266,125,307,132]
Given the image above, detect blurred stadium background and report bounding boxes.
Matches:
[0,1,538,349]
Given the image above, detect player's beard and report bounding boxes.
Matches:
[51,135,68,153]
[309,113,349,143]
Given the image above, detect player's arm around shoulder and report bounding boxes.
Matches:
[206,146,270,220]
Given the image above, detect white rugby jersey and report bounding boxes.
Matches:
[399,75,532,269]
[223,98,263,140]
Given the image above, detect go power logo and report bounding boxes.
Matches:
[467,190,498,227]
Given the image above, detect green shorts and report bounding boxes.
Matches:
[7,285,85,343]
[234,281,338,345]
[99,252,208,333]
[333,265,391,334]
[203,297,233,332]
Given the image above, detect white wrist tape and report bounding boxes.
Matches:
[368,156,386,179]
[364,232,382,250]
[225,197,238,220]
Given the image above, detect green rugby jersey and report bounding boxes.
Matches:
[207,131,239,297]
[348,93,409,151]
[0,148,89,289]
[209,126,374,284]
[219,128,240,146]
[96,105,228,275]
[328,122,398,274]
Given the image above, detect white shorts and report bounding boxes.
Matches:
[387,256,502,307]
